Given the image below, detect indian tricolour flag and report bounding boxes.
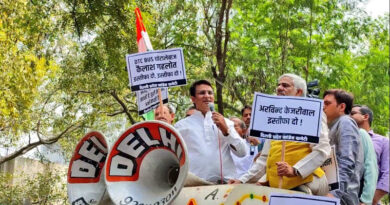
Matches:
[135,7,153,52]
[135,7,154,120]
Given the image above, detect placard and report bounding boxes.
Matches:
[321,146,340,190]
[269,193,340,205]
[136,88,168,115]
[249,93,323,143]
[126,48,187,91]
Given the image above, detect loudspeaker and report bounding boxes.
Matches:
[67,131,109,205]
[105,120,189,205]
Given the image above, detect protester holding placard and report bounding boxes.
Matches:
[323,89,364,205]
[351,105,389,205]
[174,80,247,183]
[229,74,331,196]
[154,104,175,124]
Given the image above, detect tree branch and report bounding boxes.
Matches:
[232,80,247,106]
[0,123,81,165]
[222,0,233,78]
[110,91,136,124]
[106,110,125,117]
[76,90,92,95]
[215,100,241,115]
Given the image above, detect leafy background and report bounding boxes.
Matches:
[0,0,388,203]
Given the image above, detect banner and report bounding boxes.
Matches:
[249,93,323,143]
[136,88,168,115]
[126,48,187,91]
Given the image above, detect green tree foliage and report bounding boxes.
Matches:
[0,0,59,136]
[1,0,388,173]
[0,0,158,163]
[154,0,389,134]
[318,16,389,135]
[0,0,89,164]
[0,168,67,204]
[0,0,388,204]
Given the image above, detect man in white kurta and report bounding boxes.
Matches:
[229,117,258,178]
[175,80,247,183]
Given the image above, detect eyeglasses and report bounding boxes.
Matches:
[196,90,214,96]
[350,111,362,115]
[278,82,293,88]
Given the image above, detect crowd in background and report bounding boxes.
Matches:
[153,74,388,205]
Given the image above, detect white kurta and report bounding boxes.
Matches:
[175,110,247,183]
[231,140,258,178]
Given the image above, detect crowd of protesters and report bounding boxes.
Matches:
[152,74,388,205]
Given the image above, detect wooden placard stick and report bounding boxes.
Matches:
[158,88,163,113]
[278,141,286,188]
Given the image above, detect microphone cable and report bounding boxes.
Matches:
[217,125,224,184]
[209,103,224,184]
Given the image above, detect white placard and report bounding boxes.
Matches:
[126,48,187,91]
[269,193,340,205]
[321,146,340,190]
[249,93,323,143]
[136,88,168,115]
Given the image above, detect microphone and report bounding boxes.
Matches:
[208,103,217,132]
[208,103,215,112]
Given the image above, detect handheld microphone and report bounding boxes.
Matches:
[207,102,223,183]
[208,103,217,132]
[208,103,215,112]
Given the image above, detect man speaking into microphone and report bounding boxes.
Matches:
[175,80,247,184]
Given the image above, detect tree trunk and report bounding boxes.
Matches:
[213,0,232,115]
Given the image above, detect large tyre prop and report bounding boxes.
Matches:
[105,121,188,205]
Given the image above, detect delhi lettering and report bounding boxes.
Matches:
[71,136,107,178]
[109,127,183,177]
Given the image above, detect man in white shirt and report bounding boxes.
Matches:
[175,80,247,183]
[229,117,258,178]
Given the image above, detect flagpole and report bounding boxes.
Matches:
[135,7,164,120]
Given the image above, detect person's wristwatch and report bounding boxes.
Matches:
[223,128,230,136]
[293,167,301,177]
